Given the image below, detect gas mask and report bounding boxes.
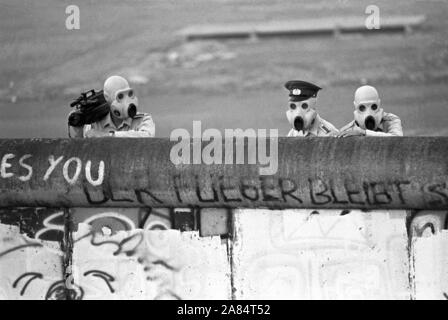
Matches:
[353,85,383,131]
[354,102,383,131]
[103,75,138,120]
[286,97,317,133]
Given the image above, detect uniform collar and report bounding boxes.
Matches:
[100,113,133,130]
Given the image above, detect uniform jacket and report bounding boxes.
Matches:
[340,112,403,136]
[71,112,155,138]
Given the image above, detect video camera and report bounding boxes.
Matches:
[68,89,110,127]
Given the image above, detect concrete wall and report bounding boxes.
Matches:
[1,138,447,299]
[0,208,447,300]
[231,209,410,299]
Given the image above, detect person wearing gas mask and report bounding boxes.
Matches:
[338,85,403,137]
[70,75,155,138]
[285,80,338,137]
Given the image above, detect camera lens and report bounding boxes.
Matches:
[68,111,83,127]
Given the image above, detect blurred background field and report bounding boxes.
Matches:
[0,0,447,137]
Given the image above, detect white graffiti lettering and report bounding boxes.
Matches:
[43,155,64,181]
[0,154,15,178]
[85,160,105,187]
[63,157,82,185]
[2,153,105,187]
[18,154,33,182]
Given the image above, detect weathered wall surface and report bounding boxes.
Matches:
[231,209,410,299]
[0,207,231,300]
[412,231,448,300]
[0,224,63,300]
[1,138,447,299]
[409,211,448,300]
[2,138,448,209]
[72,224,231,300]
[0,208,447,299]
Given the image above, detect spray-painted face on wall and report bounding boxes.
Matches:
[103,75,138,120]
[353,85,384,131]
[286,97,318,133]
[12,270,115,300]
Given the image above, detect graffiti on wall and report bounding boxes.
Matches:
[0,224,61,300]
[2,208,448,299]
[408,210,448,238]
[171,175,414,206]
[0,218,231,300]
[231,209,411,299]
[0,207,173,242]
[0,153,104,186]
[0,207,174,299]
[408,210,448,300]
[2,151,448,208]
[72,223,229,299]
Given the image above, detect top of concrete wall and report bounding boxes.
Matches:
[0,136,446,209]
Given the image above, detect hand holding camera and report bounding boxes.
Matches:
[68,89,110,127]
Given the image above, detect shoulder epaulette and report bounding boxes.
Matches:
[133,112,147,119]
